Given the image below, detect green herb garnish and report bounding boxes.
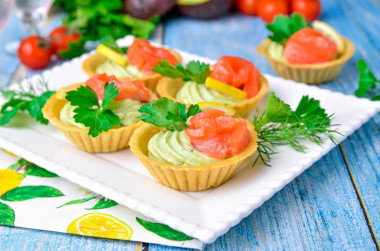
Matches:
[153,60,211,84]
[139,97,201,131]
[355,59,380,101]
[55,0,156,42]
[0,79,55,125]
[266,14,310,45]
[253,93,340,166]
[66,82,120,137]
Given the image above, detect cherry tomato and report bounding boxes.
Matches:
[49,25,82,55]
[17,35,52,70]
[291,0,321,21]
[236,0,258,16]
[257,0,289,23]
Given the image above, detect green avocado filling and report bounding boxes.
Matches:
[60,99,142,128]
[267,41,286,62]
[148,130,219,166]
[95,60,143,79]
[176,81,241,105]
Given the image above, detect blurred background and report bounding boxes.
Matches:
[0,0,323,87]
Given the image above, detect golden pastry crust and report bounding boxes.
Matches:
[129,122,258,191]
[257,37,355,84]
[82,49,183,93]
[42,83,157,153]
[156,74,269,118]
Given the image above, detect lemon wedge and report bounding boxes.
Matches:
[97,44,127,66]
[67,213,133,240]
[55,89,67,100]
[312,20,345,55]
[205,77,247,100]
[198,102,236,116]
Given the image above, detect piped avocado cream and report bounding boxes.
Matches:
[95,60,143,79]
[267,41,286,62]
[176,81,241,105]
[60,99,142,128]
[148,130,219,166]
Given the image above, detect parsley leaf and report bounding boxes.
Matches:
[355,59,380,100]
[253,93,340,166]
[266,14,310,45]
[139,97,201,131]
[153,60,211,84]
[66,82,120,137]
[0,79,54,126]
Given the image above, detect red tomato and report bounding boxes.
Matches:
[291,0,321,21]
[257,0,289,23]
[186,111,251,159]
[85,73,151,102]
[236,0,258,16]
[49,26,82,55]
[127,38,179,75]
[17,35,52,70]
[210,56,261,98]
[284,27,337,64]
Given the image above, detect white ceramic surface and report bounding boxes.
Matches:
[1,36,379,243]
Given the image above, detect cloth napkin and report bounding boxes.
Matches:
[0,149,204,250]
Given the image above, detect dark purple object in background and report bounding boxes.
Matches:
[124,0,177,20]
[178,0,234,19]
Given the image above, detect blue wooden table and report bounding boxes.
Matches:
[0,0,379,250]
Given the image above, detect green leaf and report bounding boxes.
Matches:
[139,98,201,131]
[355,59,378,97]
[24,163,59,177]
[0,202,15,226]
[371,95,380,101]
[28,91,55,124]
[86,198,118,210]
[57,196,97,208]
[136,217,193,241]
[0,106,22,126]
[264,92,292,123]
[153,60,211,84]
[100,36,128,54]
[7,159,27,171]
[66,83,121,137]
[1,186,64,201]
[58,39,86,59]
[266,14,310,44]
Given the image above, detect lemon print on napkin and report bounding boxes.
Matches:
[0,170,24,196]
[67,213,133,240]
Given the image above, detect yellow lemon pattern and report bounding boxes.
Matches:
[0,170,24,196]
[67,213,133,240]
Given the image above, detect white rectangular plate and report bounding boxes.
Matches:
[1,36,379,243]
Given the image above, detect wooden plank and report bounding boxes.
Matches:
[318,0,380,244]
[161,1,378,249]
[0,225,138,250]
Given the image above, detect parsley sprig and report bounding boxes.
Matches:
[267,14,310,45]
[253,93,341,166]
[355,59,380,101]
[66,83,121,137]
[139,97,201,131]
[0,78,55,125]
[153,60,211,84]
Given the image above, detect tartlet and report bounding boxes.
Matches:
[129,122,258,191]
[82,49,182,92]
[257,37,355,84]
[156,74,269,118]
[42,83,157,153]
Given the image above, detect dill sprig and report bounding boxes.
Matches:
[252,93,341,166]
